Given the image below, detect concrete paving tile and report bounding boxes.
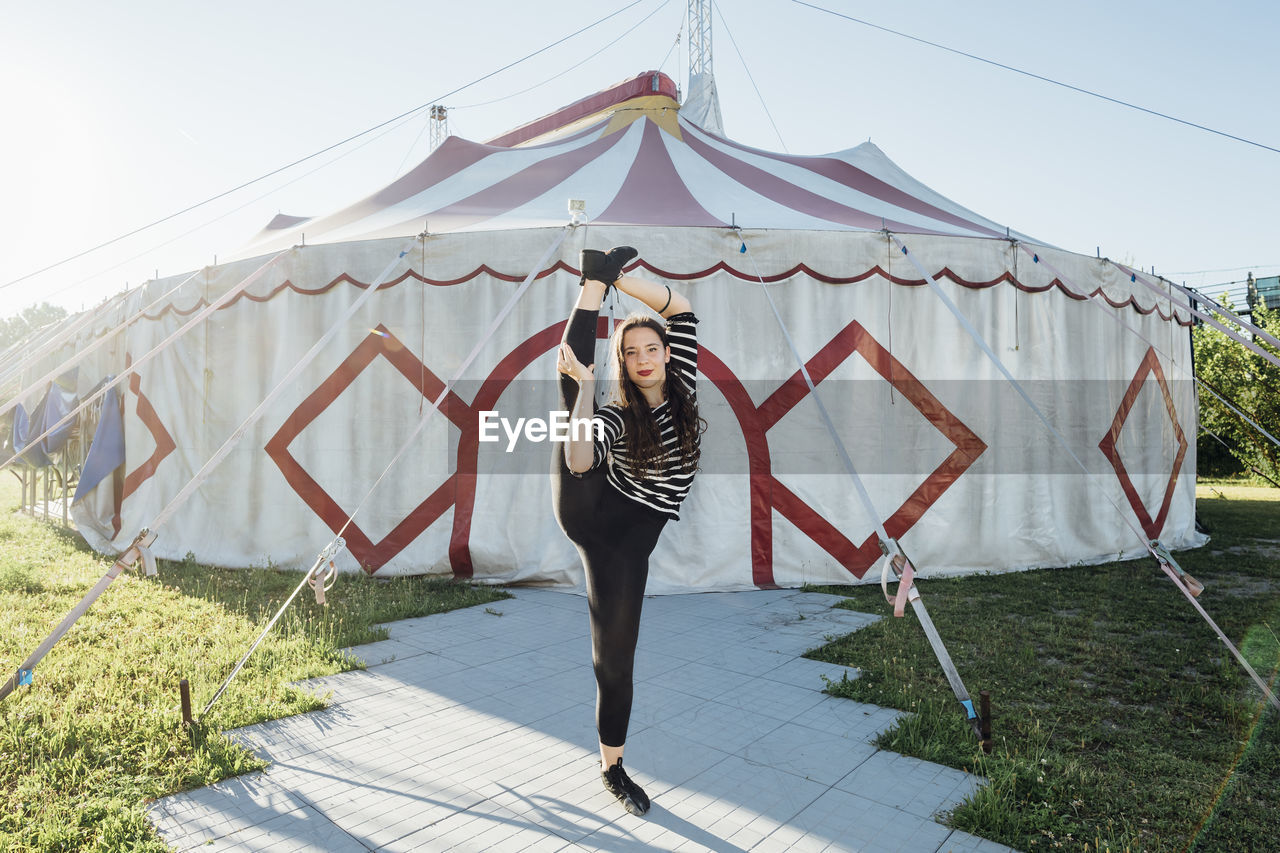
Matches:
[638,629,718,664]
[758,656,860,692]
[500,665,597,720]
[149,589,1001,853]
[649,660,754,702]
[935,830,1018,852]
[168,804,371,852]
[540,634,594,664]
[784,785,952,852]
[339,638,430,667]
[634,645,701,680]
[790,696,905,741]
[289,669,399,705]
[639,752,829,847]
[835,751,982,819]
[628,680,712,731]
[434,637,532,667]
[148,773,308,845]
[380,796,535,852]
[651,699,790,756]
[712,676,829,724]
[617,727,735,798]
[737,721,877,786]
[693,644,795,678]
[737,630,833,656]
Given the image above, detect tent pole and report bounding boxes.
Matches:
[62,451,70,527]
[0,249,294,473]
[738,234,987,746]
[900,234,1279,713]
[204,224,572,716]
[0,268,206,422]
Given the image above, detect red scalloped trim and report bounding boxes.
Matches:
[142,259,1192,326]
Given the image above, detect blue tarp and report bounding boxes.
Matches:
[10,403,51,467]
[73,384,125,504]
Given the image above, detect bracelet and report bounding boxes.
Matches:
[658,285,671,314]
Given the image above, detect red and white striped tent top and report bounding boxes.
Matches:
[244,71,1025,253]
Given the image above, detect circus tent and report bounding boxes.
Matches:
[46,69,1201,592]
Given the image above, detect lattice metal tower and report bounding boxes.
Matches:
[429,105,450,152]
[682,0,724,135]
[687,0,713,81]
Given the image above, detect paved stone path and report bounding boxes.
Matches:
[148,588,1015,852]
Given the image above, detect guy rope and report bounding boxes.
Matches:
[737,232,992,749]
[893,233,1278,713]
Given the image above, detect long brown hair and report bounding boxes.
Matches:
[607,314,705,480]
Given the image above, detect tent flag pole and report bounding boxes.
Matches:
[203,224,572,716]
[1022,246,1280,454]
[737,233,990,748]
[0,248,295,473]
[0,267,208,424]
[894,233,1280,712]
[1109,261,1280,371]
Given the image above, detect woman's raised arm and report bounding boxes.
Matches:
[613,275,691,318]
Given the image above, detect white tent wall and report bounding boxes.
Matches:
[70,227,1203,592]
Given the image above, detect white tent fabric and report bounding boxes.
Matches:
[681,71,725,138]
[62,72,1203,592]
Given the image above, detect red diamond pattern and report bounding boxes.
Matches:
[1098,346,1188,540]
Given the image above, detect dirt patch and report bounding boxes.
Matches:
[1208,538,1280,562]
[1206,571,1278,597]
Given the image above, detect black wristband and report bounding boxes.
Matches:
[658,285,671,314]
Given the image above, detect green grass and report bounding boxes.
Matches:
[806,483,1280,852]
[5,475,1275,853]
[0,476,508,852]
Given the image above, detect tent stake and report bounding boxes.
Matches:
[979,690,993,753]
[179,678,193,727]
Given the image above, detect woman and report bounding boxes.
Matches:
[553,246,704,816]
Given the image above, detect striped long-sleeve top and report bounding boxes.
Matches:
[590,312,699,520]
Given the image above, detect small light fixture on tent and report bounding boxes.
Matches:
[568,199,587,226]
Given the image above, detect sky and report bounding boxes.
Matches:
[1,0,1277,319]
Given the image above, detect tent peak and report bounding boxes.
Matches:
[485,71,678,149]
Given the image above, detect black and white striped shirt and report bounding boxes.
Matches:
[590,312,699,520]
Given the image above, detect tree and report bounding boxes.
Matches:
[0,302,69,351]
[1193,300,1280,483]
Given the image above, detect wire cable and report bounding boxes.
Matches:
[33,102,427,311]
[454,0,672,111]
[714,1,787,151]
[790,0,1280,157]
[656,13,684,77]
[0,0,647,293]
[1171,265,1280,277]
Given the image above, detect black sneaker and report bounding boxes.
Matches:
[578,247,638,288]
[579,248,608,286]
[602,758,650,816]
[601,246,638,284]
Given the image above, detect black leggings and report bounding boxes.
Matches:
[551,308,667,748]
